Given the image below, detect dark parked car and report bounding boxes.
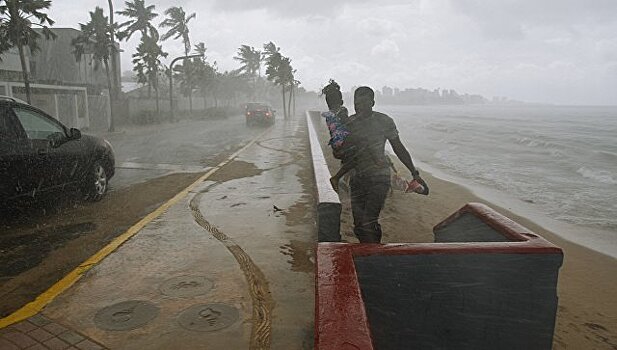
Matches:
[245,103,275,126]
[0,96,115,205]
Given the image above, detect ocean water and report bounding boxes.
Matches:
[381,104,617,254]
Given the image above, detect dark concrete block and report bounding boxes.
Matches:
[355,253,561,350]
[317,202,342,242]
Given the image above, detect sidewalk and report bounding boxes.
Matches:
[0,118,316,350]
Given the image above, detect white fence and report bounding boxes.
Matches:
[1,81,91,130]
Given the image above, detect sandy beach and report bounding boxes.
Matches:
[334,160,617,349]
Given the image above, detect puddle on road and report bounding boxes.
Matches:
[209,160,263,182]
[283,196,312,227]
[0,222,97,277]
[279,240,315,274]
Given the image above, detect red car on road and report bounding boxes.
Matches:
[245,103,275,126]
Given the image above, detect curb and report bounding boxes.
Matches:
[306,111,342,242]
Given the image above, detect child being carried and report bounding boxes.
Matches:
[321,80,356,192]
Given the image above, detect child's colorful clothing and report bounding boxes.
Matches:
[321,106,351,150]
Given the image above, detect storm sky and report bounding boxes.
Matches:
[49,0,617,105]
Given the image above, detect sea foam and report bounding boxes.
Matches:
[577,167,617,185]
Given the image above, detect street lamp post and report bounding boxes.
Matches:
[169,54,203,122]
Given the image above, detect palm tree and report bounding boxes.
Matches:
[263,41,296,119]
[234,44,262,100]
[132,34,167,114]
[291,77,300,117]
[263,42,284,118]
[286,70,298,118]
[116,0,158,41]
[72,7,115,131]
[192,42,213,108]
[172,59,200,109]
[234,45,261,77]
[0,0,56,104]
[117,0,162,116]
[0,24,11,57]
[160,6,196,112]
[280,57,295,119]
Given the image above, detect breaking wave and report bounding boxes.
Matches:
[577,167,617,185]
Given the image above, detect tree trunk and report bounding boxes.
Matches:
[292,83,296,117]
[287,83,292,119]
[281,84,287,119]
[154,69,160,115]
[104,60,114,132]
[155,87,160,117]
[107,0,118,132]
[252,76,258,101]
[184,48,193,114]
[17,44,32,104]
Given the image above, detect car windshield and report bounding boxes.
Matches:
[247,104,268,111]
[0,2,615,350]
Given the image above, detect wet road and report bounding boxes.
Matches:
[0,114,269,316]
[103,115,264,189]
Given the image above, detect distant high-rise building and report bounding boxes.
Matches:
[382,86,393,96]
[394,87,400,96]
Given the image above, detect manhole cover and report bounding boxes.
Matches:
[159,276,214,298]
[94,300,159,331]
[178,303,239,332]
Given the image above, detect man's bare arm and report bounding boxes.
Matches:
[390,137,420,179]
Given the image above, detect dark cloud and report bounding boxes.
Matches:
[206,0,410,18]
[451,0,617,39]
[207,0,354,17]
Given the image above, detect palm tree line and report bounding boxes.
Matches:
[0,0,299,122]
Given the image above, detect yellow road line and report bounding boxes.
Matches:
[0,127,272,328]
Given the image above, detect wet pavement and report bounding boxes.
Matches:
[0,114,269,318]
[102,115,264,190]
[0,117,316,349]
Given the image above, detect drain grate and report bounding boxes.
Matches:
[178,303,239,332]
[94,300,159,331]
[159,276,214,298]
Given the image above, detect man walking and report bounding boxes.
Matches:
[348,86,427,243]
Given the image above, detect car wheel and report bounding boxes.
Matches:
[84,161,108,202]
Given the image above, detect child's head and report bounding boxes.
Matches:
[322,79,343,110]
